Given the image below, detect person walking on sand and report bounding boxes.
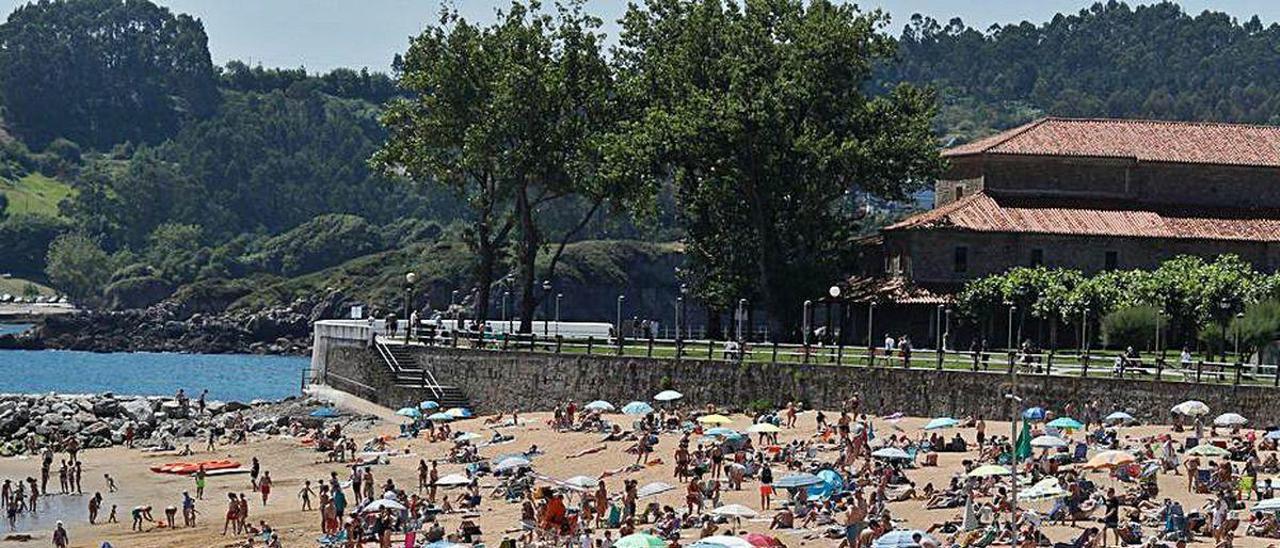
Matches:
[259,471,273,505]
[222,493,238,535]
[195,465,207,500]
[182,492,197,527]
[249,457,260,491]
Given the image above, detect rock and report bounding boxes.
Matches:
[82,422,111,438]
[223,401,250,413]
[41,413,63,426]
[122,400,154,424]
[92,398,122,417]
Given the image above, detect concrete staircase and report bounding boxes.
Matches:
[377,341,471,410]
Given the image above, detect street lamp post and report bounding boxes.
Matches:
[828,286,842,345]
[936,304,945,351]
[803,300,813,347]
[542,280,552,337]
[867,302,875,349]
[502,290,510,331]
[1082,308,1090,355]
[1006,304,1017,350]
[1235,311,1245,362]
[944,307,952,351]
[679,283,689,340]
[616,295,626,343]
[404,272,417,344]
[555,293,562,336]
[737,299,748,342]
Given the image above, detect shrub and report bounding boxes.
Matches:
[1101,305,1161,350]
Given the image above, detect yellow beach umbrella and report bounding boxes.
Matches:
[1186,444,1230,458]
[746,423,781,434]
[698,414,734,426]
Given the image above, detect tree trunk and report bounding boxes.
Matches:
[515,185,539,334]
[706,306,722,341]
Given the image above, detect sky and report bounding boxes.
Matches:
[2,1,1279,72]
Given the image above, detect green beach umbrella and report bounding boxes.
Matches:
[614,533,667,548]
[1015,420,1032,460]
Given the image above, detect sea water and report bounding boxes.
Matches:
[0,348,308,401]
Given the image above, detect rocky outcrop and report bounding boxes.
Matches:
[0,393,357,457]
[0,289,355,355]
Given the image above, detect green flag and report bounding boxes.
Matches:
[1015,419,1032,460]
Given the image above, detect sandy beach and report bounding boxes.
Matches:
[0,402,1275,548]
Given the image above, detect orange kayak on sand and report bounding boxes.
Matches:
[149,460,241,475]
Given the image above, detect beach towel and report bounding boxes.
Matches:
[404,531,415,548]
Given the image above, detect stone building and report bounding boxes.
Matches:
[836,117,1280,348]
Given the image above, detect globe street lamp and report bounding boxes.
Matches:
[803,300,813,347]
[737,298,748,342]
[1006,303,1017,351]
[404,272,417,343]
[679,283,689,340]
[502,290,510,330]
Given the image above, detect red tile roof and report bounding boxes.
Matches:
[886,192,1280,242]
[944,117,1280,167]
[839,276,956,305]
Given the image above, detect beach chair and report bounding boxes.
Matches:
[1071,443,1088,463]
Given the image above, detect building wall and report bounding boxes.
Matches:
[891,230,1280,283]
[322,344,1280,424]
[937,155,1280,208]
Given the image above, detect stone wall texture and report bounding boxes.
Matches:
[322,345,1280,425]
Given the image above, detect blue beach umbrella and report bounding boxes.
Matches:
[585,400,615,412]
[445,407,473,418]
[310,407,339,418]
[426,412,454,422]
[704,427,741,437]
[1047,417,1085,430]
[622,401,655,415]
[1105,412,1134,424]
[395,407,422,418]
[1022,407,1046,421]
[419,400,441,411]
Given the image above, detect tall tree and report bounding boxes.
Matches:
[0,0,219,148]
[610,0,944,334]
[376,1,628,331]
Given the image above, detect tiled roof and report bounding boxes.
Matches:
[944,117,1280,167]
[838,276,956,305]
[886,192,1280,242]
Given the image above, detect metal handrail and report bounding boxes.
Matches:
[374,338,444,400]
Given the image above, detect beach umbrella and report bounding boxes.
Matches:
[614,533,667,548]
[872,530,938,548]
[698,414,734,425]
[419,400,440,411]
[445,407,473,418]
[966,465,1012,478]
[395,407,422,418]
[426,412,454,422]
[563,476,599,490]
[585,400,615,412]
[637,481,675,498]
[691,536,754,548]
[1084,450,1136,469]
[1030,435,1068,449]
[746,423,781,434]
[1105,412,1134,424]
[711,504,759,518]
[1022,407,1046,421]
[422,542,465,548]
[772,473,824,489]
[923,417,958,430]
[1267,430,1280,440]
[1046,417,1084,430]
[452,432,481,442]
[434,473,471,487]
[744,533,782,547]
[653,390,684,402]
[1255,498,1280,512]
[1186,444,1230,458]
[871,447,912,461]
[361,499,407,513]
[309,407,339,418]
[1213,413,1247,427]
[1172,400,1210,416]
[495,456,532,472]
[1020,478,1068,501]
[622,401,655,416]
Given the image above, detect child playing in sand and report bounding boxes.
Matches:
[298,480,314,511]
[104,473,118,493]
[108,504,118,523]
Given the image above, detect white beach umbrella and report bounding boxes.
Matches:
[637,481,675,498]
[711,504,759,518]
[1213,413,1247,426]
[1172,400,1210,416]
[1030,435,1068,449]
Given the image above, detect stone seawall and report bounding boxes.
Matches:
[323,345,1280,423]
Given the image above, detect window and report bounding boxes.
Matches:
[1030,249,1044,267]
[954,246,969,273]
[955,185,965,200]
[1105,251,1119,270]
